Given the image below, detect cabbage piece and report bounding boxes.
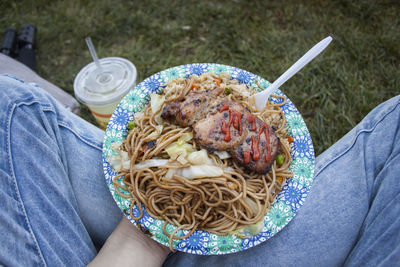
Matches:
[176,153,188,164]
[150,93,165,114]
[107,142,130,172]
[165,168,177,179]
[244,197,259,216]
[187,149,213,165]
[165,143,193,160]
[214,150,231,160]
[134,159,169,170]
[165,132,195,162]
[181,165,223,179]
[165,132,194,160]
[110,141,122,153]
[234,220,265,238]
[164,165,223,179]
[224,167,235,172]
[150,93,165,124]
[134,111,144,122]
[145,125,164,141]
[107,154,123,172]
[178,132,193,142]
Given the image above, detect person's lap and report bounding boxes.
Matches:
[0,75,122,266]
[0,74,398,266]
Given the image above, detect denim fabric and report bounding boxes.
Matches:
[0,75,122,266]
[0,74,399,266]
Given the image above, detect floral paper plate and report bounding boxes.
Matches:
[102,63,315,255]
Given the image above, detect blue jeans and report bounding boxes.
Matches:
[0,74,399,266]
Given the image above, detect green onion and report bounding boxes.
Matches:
[276,154,285,167]
[127,121,136,131]
[224,87,233,95]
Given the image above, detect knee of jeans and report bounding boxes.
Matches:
[0,74,55,110]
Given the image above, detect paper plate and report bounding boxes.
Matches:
[102,63,315,255]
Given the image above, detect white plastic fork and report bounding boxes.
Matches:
[253,36,333,111]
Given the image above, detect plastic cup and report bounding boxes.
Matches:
[74,57,137,129]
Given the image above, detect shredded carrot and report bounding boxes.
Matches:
[287,136,294,143]
[140,141,155,154]
[139,144,147,155]
[191,84,199,90]
[276,177,285,183]
[213,78,222,86]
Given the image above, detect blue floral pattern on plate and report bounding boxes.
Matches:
[108,107,131,131]
[178,230,210,254]
[185,63,209,76]
[241,226,273,250]
[276,180,310,213]
[292,135,314,159]
[142,73,164,93]
[231,68,254,84]
[102,63,315,255]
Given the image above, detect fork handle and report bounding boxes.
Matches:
[254,36,333,111]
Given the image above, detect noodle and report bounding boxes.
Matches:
[113,72,293,251]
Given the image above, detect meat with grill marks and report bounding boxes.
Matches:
[161,87,223,127]
[161,89,279,174]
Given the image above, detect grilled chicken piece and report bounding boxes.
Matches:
[230,117,279,174]
[161,87,223,127]
[193,101,248,151]
[193,101,279,174]
[161,90,280,174]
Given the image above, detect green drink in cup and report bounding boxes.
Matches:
[74,38,137,129]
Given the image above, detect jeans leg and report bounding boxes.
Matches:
[163,95,400,267]
[0,75,121,266]
[343,111,400,264]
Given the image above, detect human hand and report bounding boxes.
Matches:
[88,216,170,267]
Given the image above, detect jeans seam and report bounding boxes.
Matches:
[6,103,47,267]
[58,121,103,151]
[314,98,400,180]
[18,98,102,151]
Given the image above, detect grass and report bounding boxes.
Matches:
[1,0,399,155]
